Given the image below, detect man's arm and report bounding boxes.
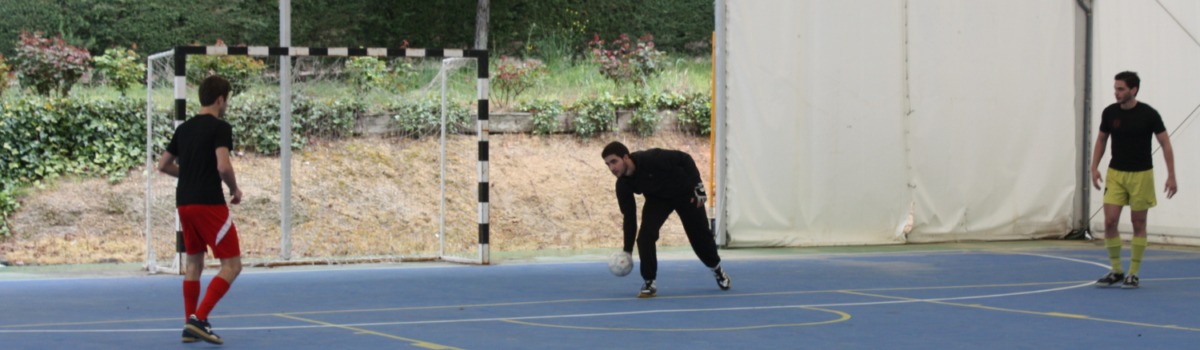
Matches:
[1156,131,1177,199]
[216,147,242,205]
[616,181,638,253]
[1091,131,1109,190]
[157,151,179,177]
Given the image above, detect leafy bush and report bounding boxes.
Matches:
[0,53,10,99]
[518,98,564,134]
[92,46,145,96]
[0,96,170,235]
[344,57,417,94]
[13,31,91,97]
[492,57,545,108]
[387,96,471,138]
[676,92,711,135]
[570,93,617,138]
[523,10,589,64]
[224,93,363,154]
[588,34,665,87]
[186,42,266,96]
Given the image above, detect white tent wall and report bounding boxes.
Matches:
[1092,0,1200,245]
[720,0,1083,247]
[723,0,910,247]
[905,0,1079,242]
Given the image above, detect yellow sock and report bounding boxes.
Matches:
[1105,237,1123,273]
[1129,237,1147,275]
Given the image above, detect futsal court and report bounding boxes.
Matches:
[1,241,1198,349]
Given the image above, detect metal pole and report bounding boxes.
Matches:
[440,60,448,257]
[713,0,729,247]
[1078,0,1093,237]
[279,0,294,260]
[145,53,155,272]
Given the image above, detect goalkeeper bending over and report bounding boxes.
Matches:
[601,141,731,298]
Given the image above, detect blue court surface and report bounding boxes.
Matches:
[2,244,1199,349]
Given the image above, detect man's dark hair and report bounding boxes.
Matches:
[602,141,630,159]
[1115,71,1140,95]
[199,75,232,106]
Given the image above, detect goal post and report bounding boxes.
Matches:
[146,46,491,273]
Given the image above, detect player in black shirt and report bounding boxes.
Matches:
[1091,71,1177,289]
[157,76,243,344]
[602,141,731,297]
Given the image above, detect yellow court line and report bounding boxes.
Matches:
[5,277,1199,329]
[838,290,1200,332]
[500,306,851,331]
[274,314,464,350]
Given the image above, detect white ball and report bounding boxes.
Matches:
[608,251,634,277]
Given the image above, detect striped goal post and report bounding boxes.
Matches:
[160,45,490,272]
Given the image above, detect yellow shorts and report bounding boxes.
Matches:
[1104,168,1157,211]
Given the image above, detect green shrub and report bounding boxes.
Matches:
[676,92,711,135]
[223,92,362,154]
[588,34,665,87]
[518,98,564,134]
[387,96,470,138]
[92,46,146,96]
[570,93,617,138]
[345,57,416,94]
[0,96,169,235]
[492,58,545,109]
[186,47,266,96]
[13,31,91,97]
[0,53,10,99]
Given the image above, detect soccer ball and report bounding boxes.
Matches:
[608,251,634,277]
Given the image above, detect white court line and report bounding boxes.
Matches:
[0,253,1105,334]
[0,282,1095,333]
[1000,252,1113,269]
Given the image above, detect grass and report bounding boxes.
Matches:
[1,54,713,114]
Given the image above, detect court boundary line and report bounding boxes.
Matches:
[2,251,1197,335]
[840,290,1200,332]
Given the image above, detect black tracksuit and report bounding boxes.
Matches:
[616,148,721,281]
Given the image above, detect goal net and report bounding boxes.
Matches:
[144,47,487,273]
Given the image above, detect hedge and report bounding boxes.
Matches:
[0,0,714,59]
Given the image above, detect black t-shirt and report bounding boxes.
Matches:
[615,149,704,251]
[1100,102,1166,172]
[166,114,234,206]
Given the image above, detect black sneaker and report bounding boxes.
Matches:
[182,329,198,343]
[713,266,731,291]
[1122,274,1140,289]
[1095,271,1125,288]
[638,280,657,298]
[184,315,223,345]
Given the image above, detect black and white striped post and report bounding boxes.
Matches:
[171,46,491,269]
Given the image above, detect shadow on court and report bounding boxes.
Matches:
[1,243,1199,349]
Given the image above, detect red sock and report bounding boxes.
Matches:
[183,280,200,322]
[195,277,231,321]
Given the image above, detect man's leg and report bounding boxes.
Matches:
[672,196,720,268]
[195,257,241,321]
[673,196,730,290]
[637,197,674,282]
[1103,203,1125,274]
[1128,210,1148,276]
[183,253,204,321]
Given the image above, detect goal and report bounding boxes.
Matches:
[143,46,491,273]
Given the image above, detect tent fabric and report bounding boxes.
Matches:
[905,0,1078,242]
[721,0,1080,246]
[723,0,910,247]
[1092,0,1200,244]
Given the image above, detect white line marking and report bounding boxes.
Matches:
[1002,252,1112,269]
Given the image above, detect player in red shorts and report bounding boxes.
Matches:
[157,75,243,345]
